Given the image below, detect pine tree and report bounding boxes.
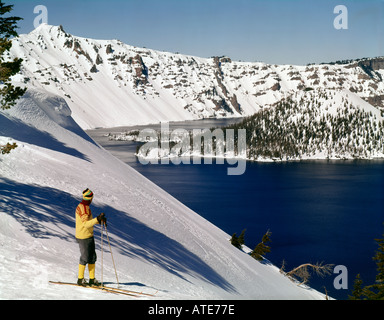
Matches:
[230,233,241,249]
[349,274,363,300]
[363,235,384,299]
[238,229,246,247]
[0,0,26,110]
[373,236,384,284]
[251,230,272,261]
[230,229,247,250]
[0,1,26,155]
[349,229,384,300]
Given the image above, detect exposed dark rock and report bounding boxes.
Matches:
[90,64,98,73]
[95,54,103,65]
[271,82,281,91]
[106,44,114,54]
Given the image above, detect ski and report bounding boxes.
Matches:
[49,281,157,297]
[99,284,158,297]
[48,281,138,297]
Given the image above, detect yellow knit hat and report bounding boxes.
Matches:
[82,188,94,201]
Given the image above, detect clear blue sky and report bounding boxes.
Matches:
[10,0,384,65]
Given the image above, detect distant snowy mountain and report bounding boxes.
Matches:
[9,24,384,130]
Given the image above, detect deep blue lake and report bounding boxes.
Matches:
[88,120,384,300]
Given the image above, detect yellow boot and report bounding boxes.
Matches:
[77,264,86,286]
[88,263,95,279]
[88,264,100,286]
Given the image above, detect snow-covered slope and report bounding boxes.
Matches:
[9,24,384,129]
[0,88,326,299]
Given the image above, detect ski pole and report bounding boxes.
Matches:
[104,222,119,288]
[100,222,104,287]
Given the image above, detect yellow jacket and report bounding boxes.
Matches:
[75,202,99,239]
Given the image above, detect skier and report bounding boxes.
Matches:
[75,188,106,286]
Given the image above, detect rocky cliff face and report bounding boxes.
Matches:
[9,24,384,128]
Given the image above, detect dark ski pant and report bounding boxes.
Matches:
[77,237,97,265]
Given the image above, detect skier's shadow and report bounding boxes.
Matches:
[94,202,237,294]
[0,178,77,241]
[0,178,237,294]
